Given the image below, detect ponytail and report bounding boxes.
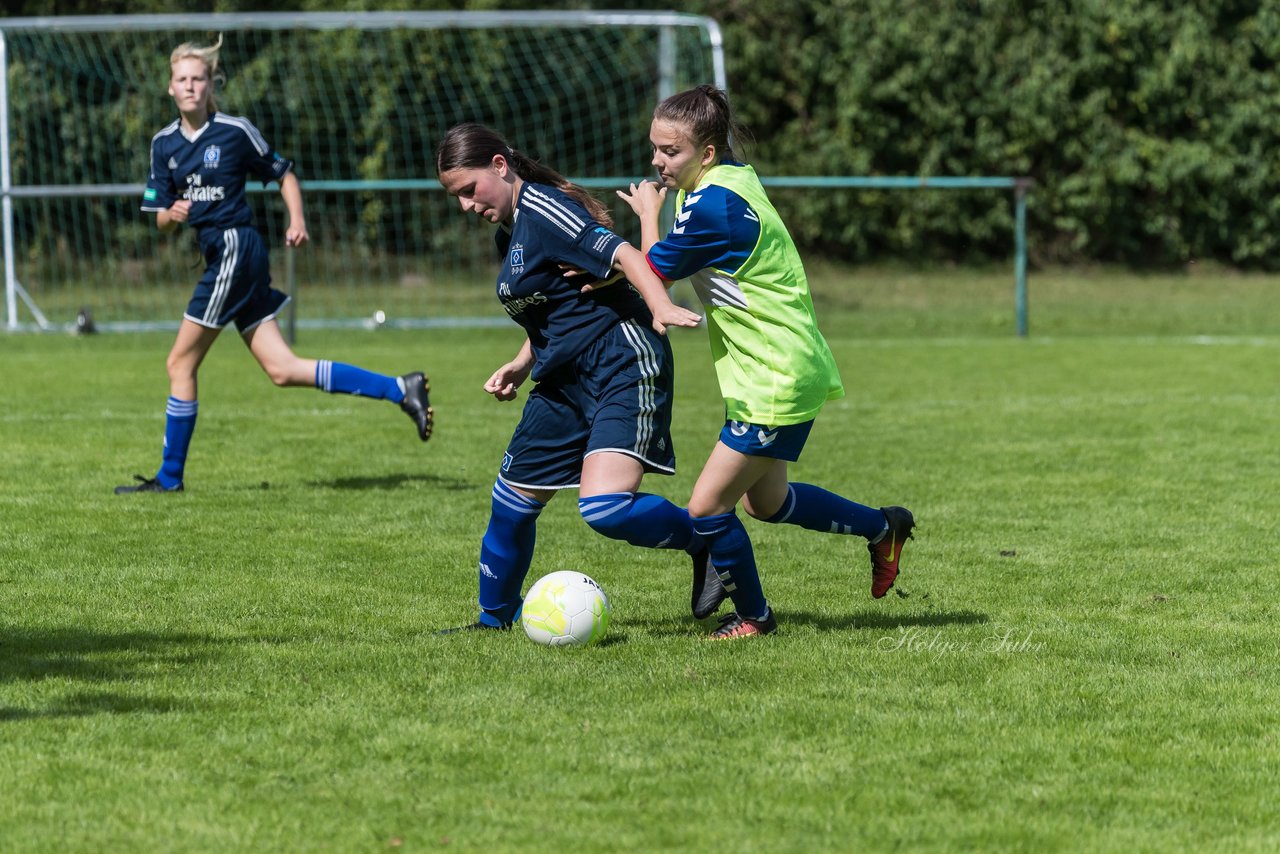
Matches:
[654,84,751,162]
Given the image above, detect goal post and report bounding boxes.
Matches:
[0,11,725,332]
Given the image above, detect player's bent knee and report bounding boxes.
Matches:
[742,494,786,522]
[743,502,780,522]
[259,360,306,387]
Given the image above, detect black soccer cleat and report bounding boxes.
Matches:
[690,547,728,619]
[708,608,778,640]
[114,475,183,495]
[435,620,511,636]
[400,372,434,442]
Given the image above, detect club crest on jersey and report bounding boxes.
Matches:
[203,145,221,169]
[508,243,525,276]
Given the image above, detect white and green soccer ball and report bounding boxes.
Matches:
[521,571,611,647]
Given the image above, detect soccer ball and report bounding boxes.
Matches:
[521,571,611,647]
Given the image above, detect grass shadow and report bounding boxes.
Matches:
[790,609,992,632]
[0,628,233,721]
[623,609,991,637]
[305,472,473,491]
[0,692,189,720]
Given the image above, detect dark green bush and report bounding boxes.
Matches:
[693,0,1280,268]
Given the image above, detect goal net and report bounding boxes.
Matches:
[0,11,724,331]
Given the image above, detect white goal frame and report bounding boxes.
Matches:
[0,11,726,332]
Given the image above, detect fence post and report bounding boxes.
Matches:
[1014,178,1031,337]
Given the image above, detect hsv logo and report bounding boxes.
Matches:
[203,145,221,169]
[508,242,525,275]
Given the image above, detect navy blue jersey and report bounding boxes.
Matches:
[495,182,653,381]
[141,112,294,234]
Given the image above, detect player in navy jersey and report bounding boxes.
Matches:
[433,122,724,633]
[115,36,433,495]
[617,85,916,639]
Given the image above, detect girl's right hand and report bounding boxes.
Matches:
[484,361,532,402]
[168,200,192,223]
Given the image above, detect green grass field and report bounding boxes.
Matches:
[2,267,1278,850]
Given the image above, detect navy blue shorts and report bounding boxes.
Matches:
[719,418,815,462]
[185,226,288,333]
[500,319,677,490]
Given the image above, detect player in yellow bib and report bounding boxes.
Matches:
[619,85,915,639]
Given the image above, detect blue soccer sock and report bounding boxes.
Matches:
[155,396,197,489]
[578,492,703,553]
[476,479,544,626]
[764,482,888,540]
[692,511,768,620]
[315,360,405,403]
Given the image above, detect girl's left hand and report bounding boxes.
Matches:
[485,360,532,402]
[616,181,666,217]
[285,225,310,248]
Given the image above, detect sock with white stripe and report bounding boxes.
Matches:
[692,511,768,621]
[314,360,405,403]
[578,492,702,552]
[155,396,197,489]
[476,480,544,627]
[763,482,888,540]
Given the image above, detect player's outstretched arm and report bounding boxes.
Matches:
[612,244,700,335]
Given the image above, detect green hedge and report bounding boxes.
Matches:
[693,0,1280,268]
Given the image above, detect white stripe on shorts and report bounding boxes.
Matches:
[204,228,239,325]
[618,320,659,456]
